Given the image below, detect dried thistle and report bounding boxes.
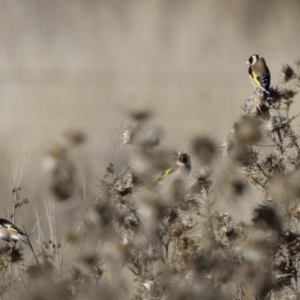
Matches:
[191,136,217,166]
[190,168,212,194]
[268,86,283,105]
[244,93,270,119]
[252,204,282,235]
[119,124,137,146]
[129,109,153,122]
[281,64,296,83]
[233,116,262,146]
[294,60,300,73]
[43,146,77,201]
[264,114,293,138]
[63,130,86,146]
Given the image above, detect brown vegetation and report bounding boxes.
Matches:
[1,60,300,300]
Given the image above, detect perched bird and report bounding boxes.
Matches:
[0,218,28,245]
[157,153,191,182]
[157,153,191,204]
[245,54,271,99]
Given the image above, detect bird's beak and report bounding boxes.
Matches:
[245,61,250,65]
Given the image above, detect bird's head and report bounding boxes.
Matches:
[177,153,191,169]
[245,54,260,65]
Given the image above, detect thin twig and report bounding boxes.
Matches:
[22,226,39,265]
[108,120,123,165]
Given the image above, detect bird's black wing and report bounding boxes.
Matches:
[0,219,26,235]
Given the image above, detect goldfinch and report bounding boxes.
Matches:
[156,153,191,204]
[157,153,191,182]
[245,54,271,98]
[0,218,28,245]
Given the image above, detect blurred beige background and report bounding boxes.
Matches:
[0,0,300,233]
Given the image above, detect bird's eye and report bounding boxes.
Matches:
[179,154,187,162]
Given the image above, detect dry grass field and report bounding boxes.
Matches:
[0,1,300,299]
